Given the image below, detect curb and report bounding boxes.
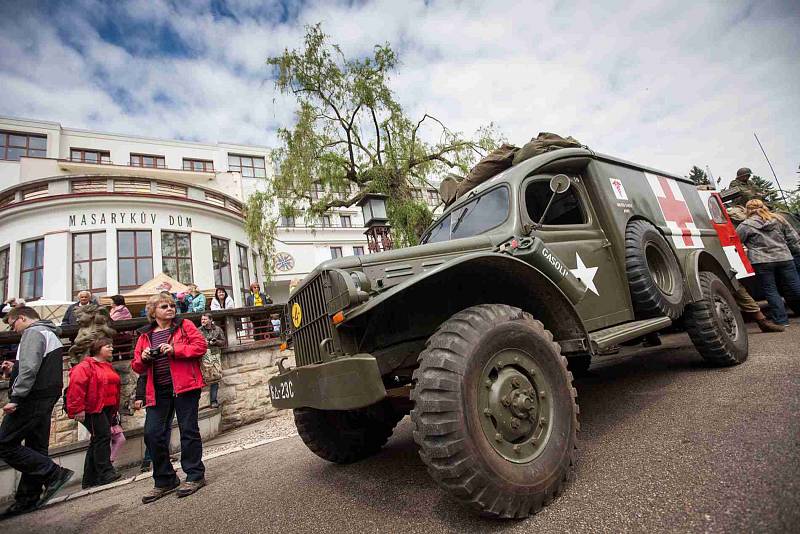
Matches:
[42,432,299,508]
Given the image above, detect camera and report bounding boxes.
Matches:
[147,346,165,358]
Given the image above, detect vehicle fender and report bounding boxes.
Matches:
[682,249,735,301]
[344,252,589,350]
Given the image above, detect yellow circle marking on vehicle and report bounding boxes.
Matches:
[291,303,302,328]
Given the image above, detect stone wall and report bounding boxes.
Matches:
[0,343,292,447]
[217,341,293,431]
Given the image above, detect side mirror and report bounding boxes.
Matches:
[549,174,571,194]
[536,174,572,227]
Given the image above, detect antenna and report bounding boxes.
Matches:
[754,132,789,206]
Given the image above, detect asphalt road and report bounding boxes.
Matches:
[6,323,799,534]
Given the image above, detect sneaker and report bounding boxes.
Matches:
[210,401,220,409]
[176,479,206,498]
[141,478,180,504]
[139,460,152,473]
[37,467,75,507]
[0,500,38,518]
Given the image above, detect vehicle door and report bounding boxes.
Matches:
[518,174,633,331]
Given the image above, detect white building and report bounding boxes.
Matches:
[0,116,268,308]
[0,116,443,307]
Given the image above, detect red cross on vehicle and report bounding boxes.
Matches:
[646,173,703,249]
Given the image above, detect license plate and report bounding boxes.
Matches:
[269,376,295,401]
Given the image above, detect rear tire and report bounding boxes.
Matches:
[411,304,578,519]
[684,271,748,366]
[625,220,686,320]
[294,399,403,464]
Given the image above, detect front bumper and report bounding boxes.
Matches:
[267,354,387,410]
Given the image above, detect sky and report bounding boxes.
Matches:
[0,0,798,189]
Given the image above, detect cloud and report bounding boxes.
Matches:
[0,0,797,188]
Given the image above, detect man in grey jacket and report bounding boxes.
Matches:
[0,307,74,517]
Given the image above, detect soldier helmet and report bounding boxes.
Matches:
[736,167,752,179]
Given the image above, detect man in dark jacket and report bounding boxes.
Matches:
[244,283,272,307]
[0,307,74,516]
[62,291,94,326]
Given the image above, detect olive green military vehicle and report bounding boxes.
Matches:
[269,147,749,518]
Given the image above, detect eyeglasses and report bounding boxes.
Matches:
[8,317,20,329]
[158,304,177,310]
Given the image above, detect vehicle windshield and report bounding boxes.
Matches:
[423,186,509,244]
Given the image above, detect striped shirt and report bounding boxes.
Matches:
[149,329,173,388]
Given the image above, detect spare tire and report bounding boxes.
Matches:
[625,220,685,320]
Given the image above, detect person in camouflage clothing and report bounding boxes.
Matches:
[726,167,762,222]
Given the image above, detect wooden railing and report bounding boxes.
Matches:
[0,304,286,364]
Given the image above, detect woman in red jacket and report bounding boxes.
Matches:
[131,294,207,504]
[66,337,122,489]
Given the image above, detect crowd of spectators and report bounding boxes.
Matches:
[0,281,281,515]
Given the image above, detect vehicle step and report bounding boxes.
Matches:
[590,317,672,350]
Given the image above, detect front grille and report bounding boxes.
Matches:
[289,272,337,366]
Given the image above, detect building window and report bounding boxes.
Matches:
[183,158,214,172]
[412,189,423,201]
[426,189,439,205]
[280,214,296,227]
[237,244,250,304]
[211,237,233,291]
[310,182,325,200]
[19,238,44,300]
[73,232,107,297]
[130,153,166,168]
[353,246,365,256]
[71,148,111,164]
[340,215,352,228]
[117,231,153,290]
[0,247,8,302]
[322,214,332,227]
[0,131,46,161]
[228,154,266,178]
[330,247,343,259]
[161,231,193,284]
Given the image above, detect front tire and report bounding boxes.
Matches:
[684,271,748,366]
[411,304,578,518]
[294,399,403,464]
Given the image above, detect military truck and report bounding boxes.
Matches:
[269,147,749,518]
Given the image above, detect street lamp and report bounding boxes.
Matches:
[356,193,393,252]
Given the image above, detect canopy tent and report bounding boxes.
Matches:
[98,273,214,307]
[22,299,75,324]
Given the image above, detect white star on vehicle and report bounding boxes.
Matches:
[570,253,599,296]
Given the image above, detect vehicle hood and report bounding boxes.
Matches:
[307,234,498,292]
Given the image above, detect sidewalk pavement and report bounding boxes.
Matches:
[40,411,296,509]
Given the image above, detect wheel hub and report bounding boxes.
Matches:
[714,295,738,339]
[478,349,553,463]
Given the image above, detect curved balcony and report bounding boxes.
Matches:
[0,174,244,218]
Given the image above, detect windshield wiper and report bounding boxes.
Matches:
[450,195,482,236]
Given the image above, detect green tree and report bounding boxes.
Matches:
[687,165,710,186]
[245,24,504,279]
[750,174,781,205]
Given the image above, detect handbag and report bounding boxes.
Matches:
[110,423,126,463]
[201,348,223,383]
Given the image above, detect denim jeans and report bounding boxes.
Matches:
[0,396,59,505]
[144,388,204,488]
[143,410,173,463]
[209,383,219,404]
[754,260,800,325]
